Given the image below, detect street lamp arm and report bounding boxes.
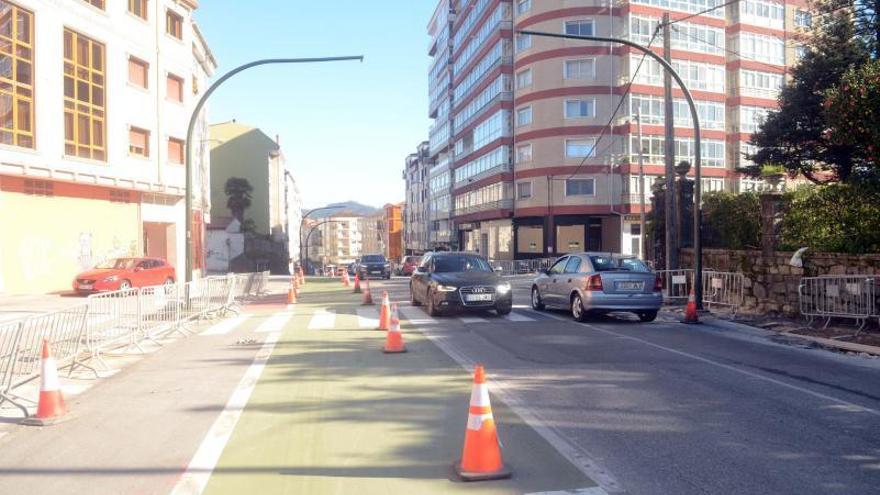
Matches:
[303,220,344,275]
[518,30,703,308]
[185,56,364,282]
[298,206,346,271]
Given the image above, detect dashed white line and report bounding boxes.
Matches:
[200,314,251,336]
[254,312,292,333]
[505,311,535,323]
[307,309,336,330]
[526,488,609,495]
[169,331,281,495]
[458,316,488,324]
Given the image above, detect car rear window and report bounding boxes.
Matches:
[589,256,650,272]
[362,255,385,263]
[405,256,421,264]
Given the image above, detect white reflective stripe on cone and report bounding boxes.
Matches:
[467,412,494,431]
[469,383,490,407]
[42,357,60,391]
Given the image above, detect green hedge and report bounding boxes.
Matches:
[780,182,880,254]
[701,192,761,250]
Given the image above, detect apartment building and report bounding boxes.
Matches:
[403,141,430,255]
[359,210,386,257]
[318,216,363,266]
[0,0,215,293]
[384,203,403,262]
[419,0,809,260]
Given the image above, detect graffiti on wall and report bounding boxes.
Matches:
[76,233,138,270]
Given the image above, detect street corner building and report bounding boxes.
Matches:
[0,0,217,294]
[410,0,812,261]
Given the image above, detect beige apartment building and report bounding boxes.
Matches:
[422,0,811,260]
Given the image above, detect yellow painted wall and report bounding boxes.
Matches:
[0,191,140,294]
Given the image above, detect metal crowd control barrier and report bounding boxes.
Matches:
[0,272,265,418]
[702,270,744,316]
[656,269,694,303]
[799,276,878,333]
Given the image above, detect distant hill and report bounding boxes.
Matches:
[307,201,383,218]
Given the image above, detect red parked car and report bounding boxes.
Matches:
[400,256,423,276]
[73,257,176,293]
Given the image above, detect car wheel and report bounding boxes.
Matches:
[119,280,132,290]
[531,286,545,311]
[495,304,512,316]
[638,311,658,322]
[571,293,588,322]
[426,289,441,317]
[410,284,422,306]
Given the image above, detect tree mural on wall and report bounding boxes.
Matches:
[224,177,253,224]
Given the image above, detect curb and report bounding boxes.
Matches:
[695,315,880,357]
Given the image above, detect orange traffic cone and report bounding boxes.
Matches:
[353,274,362,294]
[22,339,67,426]
[299,267,306,286]
[682,285,700,324]
[342,271,350,287]
[362,278,374,305]
[287,284,298,304]
[383,304,406,353]
[455,365,511,481]
[378,291,391,330]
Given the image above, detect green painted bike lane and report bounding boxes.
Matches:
[202,280,598,495]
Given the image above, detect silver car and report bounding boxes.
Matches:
[530,253,663,322]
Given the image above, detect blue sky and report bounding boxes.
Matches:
[196,1,434,209]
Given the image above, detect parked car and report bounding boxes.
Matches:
[399,255,422,276]
[347,262,357,276]
[530,253,662,322]
[410,252,512,317]
[73,257,175,293]
[357,254,391,279]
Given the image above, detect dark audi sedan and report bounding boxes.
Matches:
[409,252,512,317]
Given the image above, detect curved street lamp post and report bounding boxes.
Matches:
[303,220,344,275]
[184,56,364,282]
[519,30,704,309]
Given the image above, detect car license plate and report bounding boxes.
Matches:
[465,294,493,302]
[78,284,93,290]
[371,270,381,274]
[617,281,643,291]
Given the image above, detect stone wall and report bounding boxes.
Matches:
[680,248,880,316]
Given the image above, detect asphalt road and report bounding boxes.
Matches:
[372,276,880,495]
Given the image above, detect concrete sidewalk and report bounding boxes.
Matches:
[202,280,598,495]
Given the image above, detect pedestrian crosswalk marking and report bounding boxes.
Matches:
[255,312,292,333]
[307,309,336,330]
[459,316,488,324]
[201,314,251,336]
[505,312,534,322]
[399,305,438,325]
[356,307,378,329]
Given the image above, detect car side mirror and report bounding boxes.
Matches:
[494,267,503,273]
[135,266,144,272]
[541,269,550,275]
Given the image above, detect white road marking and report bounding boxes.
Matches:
[458,316,488,324]
[200,314,251,336]
[526,488,609,495]
[307,309,336,330]
[170,331,281,495]
[356,307,378,329]
[583,322,880,417]
[255,312,292,333]
[505,312,535,322]
[413,327,623,493]
[398,305,437,325]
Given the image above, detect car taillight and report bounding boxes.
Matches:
[585,274,603,291]
[654,275,663,292]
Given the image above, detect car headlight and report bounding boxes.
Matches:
[102,275,118,282]
[496,282,511,294]
[436,285,458,292]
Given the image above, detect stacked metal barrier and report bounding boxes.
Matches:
[799,276,879,332]
[0,272,267,418]
[656,269,744,315]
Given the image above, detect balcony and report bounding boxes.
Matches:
[730,85,781,101]
[454,199,514,216]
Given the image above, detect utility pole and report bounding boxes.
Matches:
[636,109,647,260]
[662,13,678,270]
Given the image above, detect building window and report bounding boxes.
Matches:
[128,57,149,88]
[795,10,812,28]
[565,138,596,158]
[795,44,808,61]
[516,144,532,163]
[516,106,532,126]
[517,182,532,199]
[565,179,595,196]
[565,99,595,119]
[516,68,532,89]
[564,58,595,80]
[129,127,149,157]
[564,20,594,37]
[167,74,184,102]
[0,1,35,148]
[128,0,147,19]
[515,33,532,52]
[63,29,106,160]
[24,179,53,196]
[166,9,183,39]
[168,137,184,164]
[516,0,531,15]
[84,0,104,9]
